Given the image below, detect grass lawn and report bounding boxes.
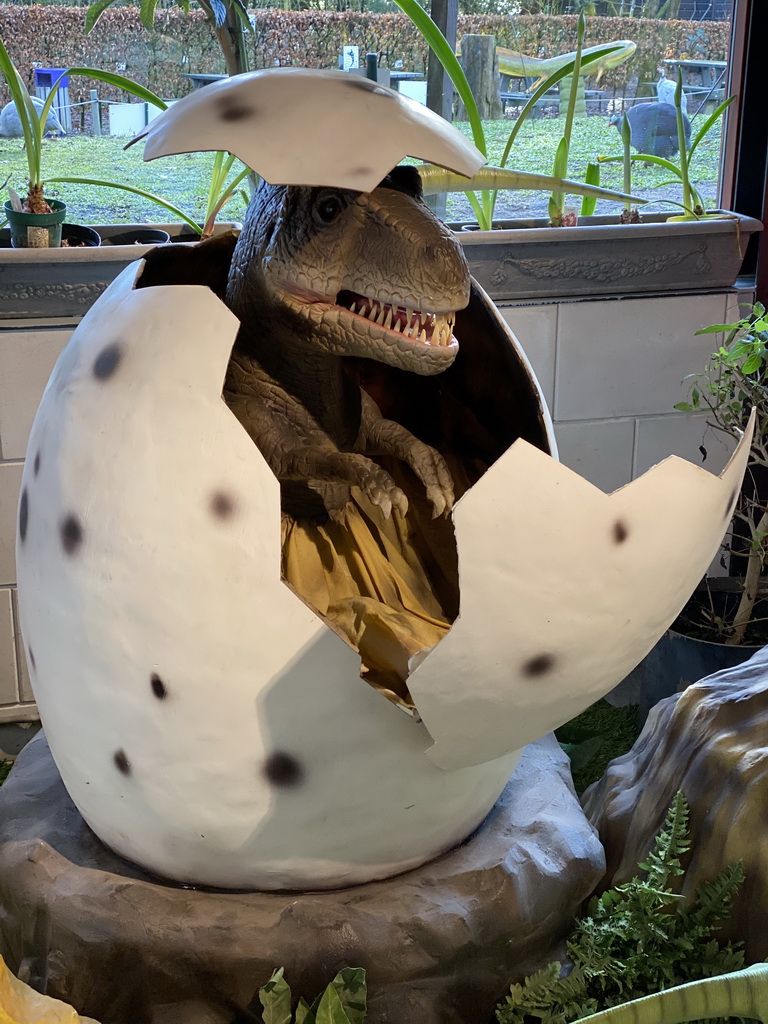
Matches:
[0,111,722,227]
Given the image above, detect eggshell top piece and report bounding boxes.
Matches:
[409,412,754,770]
[137,68,485,191]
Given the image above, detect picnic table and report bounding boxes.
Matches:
[663,58,727,87]
[182,73,228,90]
[662,59,727,111]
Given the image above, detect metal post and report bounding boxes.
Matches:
[365,53,378,82]
[90,90,101,136]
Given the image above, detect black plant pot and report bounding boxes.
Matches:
[101,228,171,246]
[61,224,101,248]
[617,629,762,722]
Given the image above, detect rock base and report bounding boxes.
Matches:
[0,732,603,1024]
[583,647,768,962]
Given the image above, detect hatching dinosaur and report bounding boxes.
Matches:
[223,164,466,522]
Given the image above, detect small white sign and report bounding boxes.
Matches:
[342,46,359,70]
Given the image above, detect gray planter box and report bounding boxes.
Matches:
[456,212,763,302]
[0,223,239,320]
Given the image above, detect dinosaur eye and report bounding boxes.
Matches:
[314,192,344,225]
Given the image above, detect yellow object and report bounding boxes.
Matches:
[0,957,99,1024]
[282,489,451,709]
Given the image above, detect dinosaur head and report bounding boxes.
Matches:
[226,166,470,376]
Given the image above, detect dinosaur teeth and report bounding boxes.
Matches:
[384,308,393,330]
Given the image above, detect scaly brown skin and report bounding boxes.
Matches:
[225,166,470,520]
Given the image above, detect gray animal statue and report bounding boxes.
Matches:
[609,101,691,159]
[0,96,64,137]
[656,65,688,115]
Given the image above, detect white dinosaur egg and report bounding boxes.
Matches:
[15,259,750,890]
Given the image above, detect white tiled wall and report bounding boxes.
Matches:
[0,324,72,720]
[501,288,748,495]
[0,292,750,720]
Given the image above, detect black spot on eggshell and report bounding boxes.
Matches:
[522,653,556,678]
[210,491,236,520]
[613,519,629,544]
[113,749,131,776]
[352,166,373,177]
[150,674,167,700]
[60,515,83,555]
[28,647,35,671]
[263,752,303,787]
[33,451,41,476]
[93,343,122,380]
[18,489,28,543]
[217,101,256,122]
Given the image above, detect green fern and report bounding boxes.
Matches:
[497,792,747,1024]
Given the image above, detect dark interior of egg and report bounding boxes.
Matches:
[136,234,551,711]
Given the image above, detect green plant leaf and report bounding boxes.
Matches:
[580,162,600,217]
[84,0,116,33]
[315,984,353,1024]
[295,997,315,1024]
[0,35,41,185]
[258,967,292,1024]
[329,969,367,1024]
[48,176,202,233]
[391,0,484,160]
[695,323,738,334]
[139,0,160,31]
[689,95,734,161]
[65,68,167,111]
[741,353,762,375]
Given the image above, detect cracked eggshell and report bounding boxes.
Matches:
[15,262,521,891]
[135,68,485,192]
[15,262,750,890]
[408,417,753,770]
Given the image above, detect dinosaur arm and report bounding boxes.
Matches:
[225,387,408,519]
[573,965,768,1024]
[357,390,454,517]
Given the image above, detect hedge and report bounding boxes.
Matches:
[0,6,730,106]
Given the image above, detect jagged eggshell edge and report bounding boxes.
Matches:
[136,68,485,191]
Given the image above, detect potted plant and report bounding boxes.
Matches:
[616,303,767,721]
[391,1,762,302]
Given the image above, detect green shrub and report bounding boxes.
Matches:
[259,966,366,1024]
[497,792,746,1024]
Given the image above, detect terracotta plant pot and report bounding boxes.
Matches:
[4,199,66,249]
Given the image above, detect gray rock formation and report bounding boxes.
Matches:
[583,646,768,961]
[0,731,604,1024]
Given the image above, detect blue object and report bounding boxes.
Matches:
[33,68,71,133]
[34,68,69,91]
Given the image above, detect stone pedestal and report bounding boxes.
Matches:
[0,732,604,1024]
[583,647,768,963]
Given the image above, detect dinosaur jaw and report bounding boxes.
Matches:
[278,287,460,376]
[335,290,457,348]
